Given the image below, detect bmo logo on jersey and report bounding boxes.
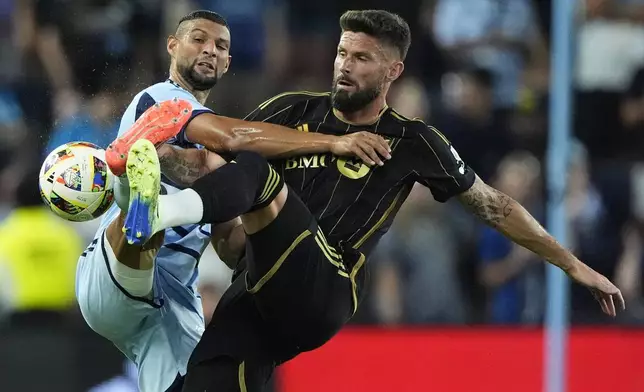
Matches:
[284,154,372,180]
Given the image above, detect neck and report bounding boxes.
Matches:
[334,94,388,125]
[168,69,210,105]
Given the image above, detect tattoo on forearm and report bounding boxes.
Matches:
[459,182,513,227]
[158,151,204,185]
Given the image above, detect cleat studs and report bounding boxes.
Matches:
[136,232,142,238]
[183,109,189,114]
[120,154,125,159]
[172,118,179,124]
[128,239,134,245]
[122,227,127,233]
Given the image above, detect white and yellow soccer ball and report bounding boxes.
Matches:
[39,141,115,222]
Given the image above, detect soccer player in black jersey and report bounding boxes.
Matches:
[121,10,624,392]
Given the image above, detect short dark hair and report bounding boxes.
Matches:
[177,10,229,31]
[339,10,411,60]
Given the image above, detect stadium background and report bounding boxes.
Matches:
[1,0,644,391]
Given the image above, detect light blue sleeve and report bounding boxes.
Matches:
[117,82,215,147]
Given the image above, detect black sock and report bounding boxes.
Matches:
[190,151,284,224]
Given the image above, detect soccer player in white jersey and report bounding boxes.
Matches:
[76,10,391,392]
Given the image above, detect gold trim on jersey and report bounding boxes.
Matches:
[256,165,281,206]
[350,253,366,315]
[247,230,312,294]
[390,107,425,123]
[353,187,406,249]
[428,125,450,145]
[390,109,451,145]
[239,361,247,392]
[314,230,349,278]
[332,105,389,126]
[258,91,330,111]
[296,124,310,132]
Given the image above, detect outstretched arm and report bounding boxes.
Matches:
[457,175,625,316]
[185,113,391,166]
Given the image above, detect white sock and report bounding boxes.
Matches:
[114,175,130,211]
[157,189,204,230]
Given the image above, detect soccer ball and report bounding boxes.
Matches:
[39,141,115,222]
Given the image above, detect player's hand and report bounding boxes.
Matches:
[566,261,625,317]
[331,131,392,166]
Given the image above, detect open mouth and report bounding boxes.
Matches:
[337,79,355,87]
[197,62,215,71]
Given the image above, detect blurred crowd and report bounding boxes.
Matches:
[0,0,644,389]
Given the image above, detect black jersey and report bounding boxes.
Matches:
[244,92,476,257]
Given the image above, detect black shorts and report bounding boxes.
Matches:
[182,187,367,392]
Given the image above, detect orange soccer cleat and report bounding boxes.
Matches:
[106,98,193,176]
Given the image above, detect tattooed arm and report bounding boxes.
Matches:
[457,175,576,271]
[157,144,227,186]
[457,175,625,316]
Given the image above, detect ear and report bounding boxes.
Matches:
[387,61,405,83]
[223,55,232,74]
[167,35,178,57]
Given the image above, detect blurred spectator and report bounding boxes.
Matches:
[0,167,83,392]
[387,76,432,120]
[614,221,644,322]
[0,89,28,200]
[0,167,81,316]
[566,141,607,258]
[437,67,512,181]
[190,0,288,117]
[575,0,644,162]
[370,184,476,325]
[478,151,544,324]
[45,91,120,155]
[431,0,549,111]
[12,0,79,139]
[620,64,644,162]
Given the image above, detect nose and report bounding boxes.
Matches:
[339,58,352,75]
[202,41,216,57]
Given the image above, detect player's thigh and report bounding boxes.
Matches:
[181,356,273,392]
[76,230,161,340]
[243,187,317,286]
[243,191,361,351]
[188,275,278,368]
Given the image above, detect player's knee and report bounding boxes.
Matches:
[233,151,284,211]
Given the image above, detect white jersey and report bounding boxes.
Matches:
[76,80,215,392]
